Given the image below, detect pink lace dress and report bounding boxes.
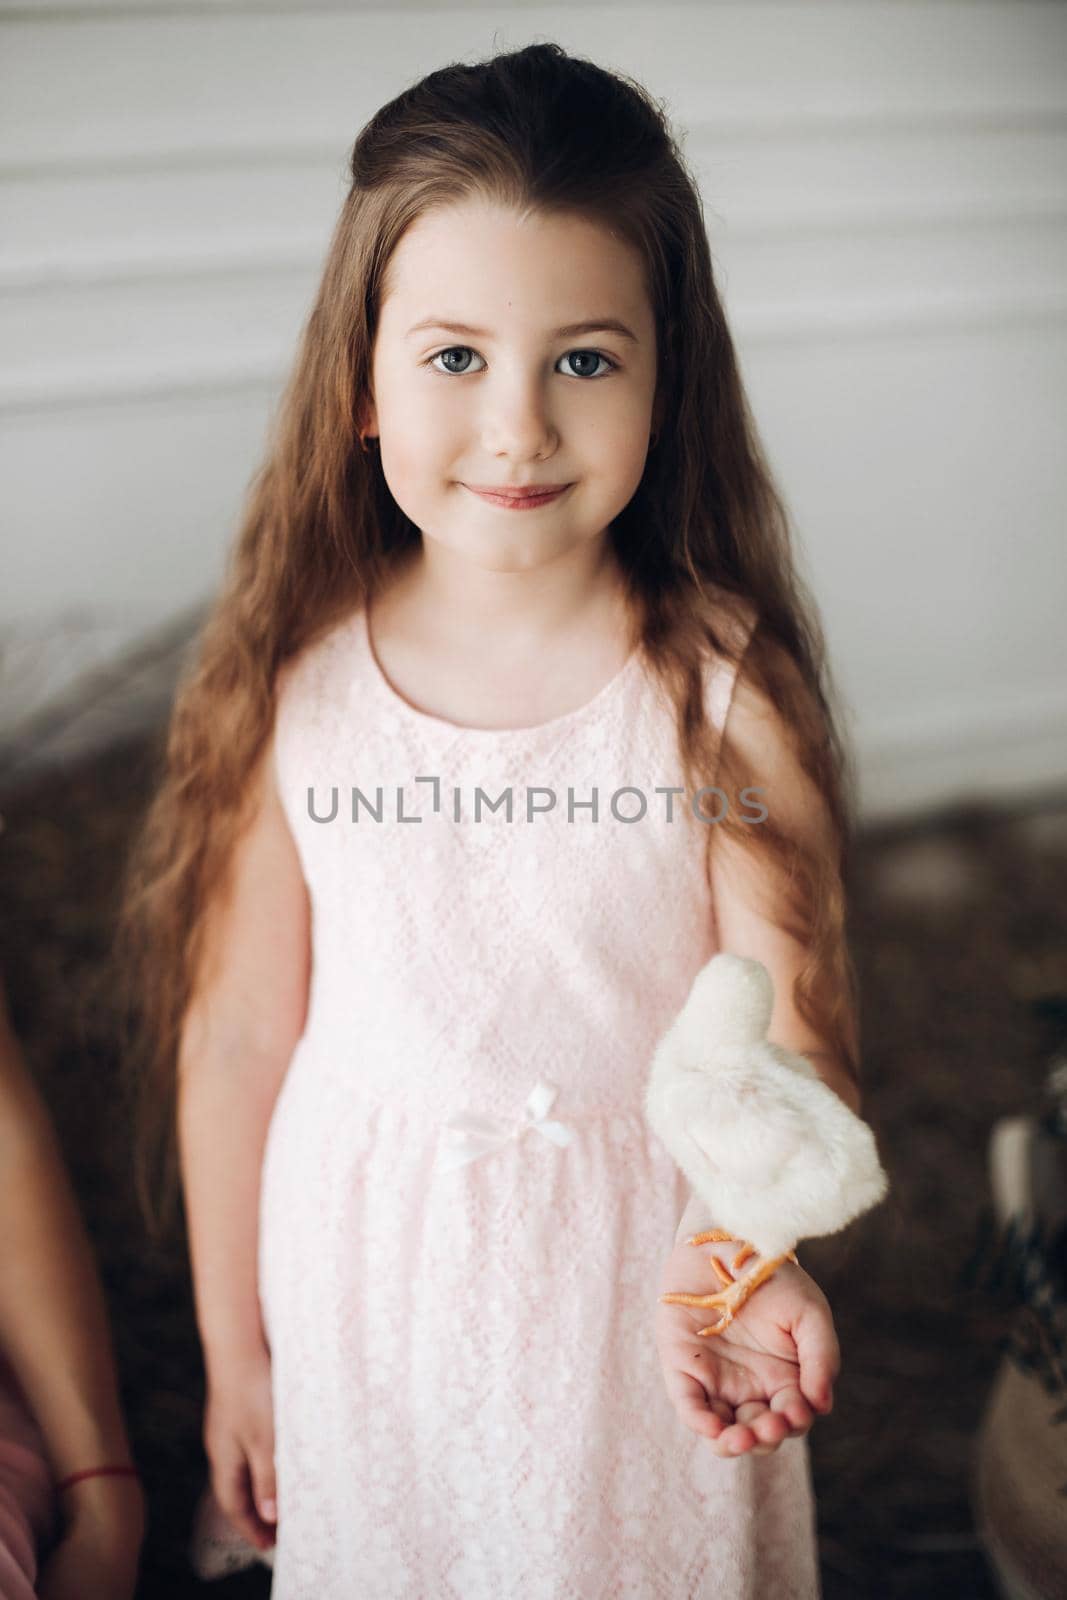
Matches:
[249,594,819,1597]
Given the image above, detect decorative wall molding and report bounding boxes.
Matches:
[5,176,1065,290]
[4,104,1066,182]
[4,284,1065,417]
[858,680,1067,824]
[3,2,1065,173]
[1,0,658,17]
[5,3,1064,411]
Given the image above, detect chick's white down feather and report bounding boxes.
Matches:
[645,953,888,1259]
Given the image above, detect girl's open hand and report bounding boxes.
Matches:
[654,1233,839,1459]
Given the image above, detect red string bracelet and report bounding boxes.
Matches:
[55,1465,142,1494]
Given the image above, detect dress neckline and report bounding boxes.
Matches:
[355,606,644,741]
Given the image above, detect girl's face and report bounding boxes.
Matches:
[364,197,661,574]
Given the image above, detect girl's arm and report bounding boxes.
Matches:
[709,642,860,1104]
[658,646,850,1457]
[0,979,145,1544]
[177,726,310,1381]
[677,642,860,1244]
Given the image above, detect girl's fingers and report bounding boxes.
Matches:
[710,1420,758,1457]
[792,1301,840,1414]
[669,1371,728,1439]
[769,1385,815,1435]
[695,1384,816,1457]
[216,1459,275,1551]
[214,1461,259,1548]
[735,1400,789,1455]
[250,1452,278,1534]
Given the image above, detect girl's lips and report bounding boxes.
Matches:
[464,484,571,510]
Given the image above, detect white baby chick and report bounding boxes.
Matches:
[646,952,888,1334]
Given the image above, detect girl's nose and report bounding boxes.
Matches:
[479,380,558,461]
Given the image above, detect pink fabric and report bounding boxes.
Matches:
[241,592,820,1598]
[0,1352,56,1599]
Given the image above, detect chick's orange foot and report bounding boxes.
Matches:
[659,1229,799,1337]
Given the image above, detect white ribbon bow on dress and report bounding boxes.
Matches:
[436,1078,575,1173]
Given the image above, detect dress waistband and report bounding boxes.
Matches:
[435,1078,576,1173]
[288,1043,655,1164]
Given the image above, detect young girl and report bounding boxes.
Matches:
[120,40,863,1598]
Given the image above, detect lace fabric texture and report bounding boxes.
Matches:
[201,592,820,1598]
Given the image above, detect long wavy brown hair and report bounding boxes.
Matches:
[117,40,862,1239]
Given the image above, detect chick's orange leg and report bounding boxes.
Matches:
[684,1235,758,1273]
[711,1255,735,1288]
[683,1228,738,1291]
[660,1243,800,1337]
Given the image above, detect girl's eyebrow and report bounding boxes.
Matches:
[405,317,638,342]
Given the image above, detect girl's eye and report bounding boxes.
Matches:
[424,347,617,379]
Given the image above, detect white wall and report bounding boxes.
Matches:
[2,0,1065,821]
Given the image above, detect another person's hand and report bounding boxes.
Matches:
[203,1344,278,1550]
[38,1475,145,1600]
[654,1232,839,1459]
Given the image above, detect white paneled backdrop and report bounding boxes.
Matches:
[1,0,1065,819]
